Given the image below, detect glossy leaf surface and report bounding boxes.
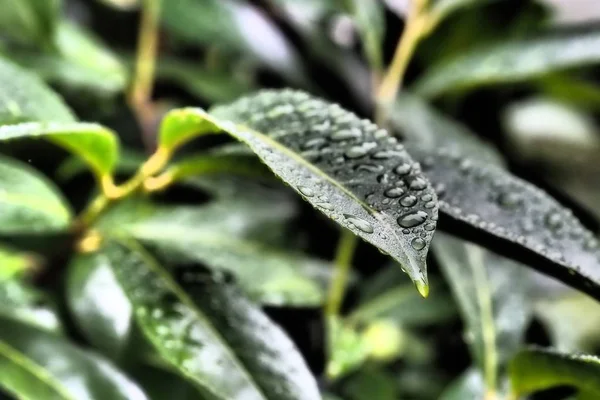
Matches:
[0,155,72,233]
[0,317,148,400]
[416,30,600,97]
[509,347,600,397]
[161,90,439,292]
[0,122,119,178]
[106,239,321,400]
[0,55,74,124]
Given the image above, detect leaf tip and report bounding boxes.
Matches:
[415,277,429,298]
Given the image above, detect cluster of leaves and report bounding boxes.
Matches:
[1,0,600,399]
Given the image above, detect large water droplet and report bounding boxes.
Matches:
[394,163,411,175]
[398,211,428,228]
[400,195,417,207]
[411,237,426,250]
[344,214,374,233]
[409,177,428,191]
[345,142,377,158]
[298,186,315,197]
[384,187,405,198]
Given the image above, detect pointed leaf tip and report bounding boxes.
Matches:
[416,278,429,298]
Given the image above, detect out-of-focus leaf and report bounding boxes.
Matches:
[97,199,326,307]
[439,369,486,400]
[0,246,31,280]
[538,74,600,111]
[430,0,501,22]
[0,317,149,400]
[0,155,71,234]
[162,90,439,294]
[106,239,321,400]
[15,21,127,96]
[0,122,119,179]
[342,366,398,400]
[326,316,369,380]
[161,0,308,86]
[535,290,600,352]
[434,233,531,392]
[348,281,456,327]
[342,0,385,70]
[0,55,74,124]
[56,149,145,182]
[67,252,132,358]
[391,94,503,165]
[156,58,254,103]
[130,365,204,400]
[0,279,61,332]
[415,30,600,97]
[97,0,140,10]
[0,0,61,49]
[509,347,600,398]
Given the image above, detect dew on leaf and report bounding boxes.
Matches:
[398,211,428,228]
[344,214,374,234]
[400,195,417,207]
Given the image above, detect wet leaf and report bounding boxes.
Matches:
[509,347,600,398]
[161,0,308,86]
[434,233,531,391]
[0,55,74,124]
[0,317,148,400]
[0,0,61,49]
[67,252,133,358]
[97,199,325,307]
[0,155,72,233]
[105,239,321,400]
[0,122,119,179]
[0,278,61,332]
[415,30,600,97]
[160,89,439,294]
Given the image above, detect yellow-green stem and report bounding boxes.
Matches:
[326,230,359,316]
[129,0,162,116]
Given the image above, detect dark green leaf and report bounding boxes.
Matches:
[342,0,385,70]
[105,239,321,400]
[130,365,205,400]
[342,366,399,400]
[434,233,531,391]
[160,90,439,294]
[0,278,61,332]
[0,0,61,48]
[161,0,308,86]
[537,75,600,111]
[415,30,600,97]
[0,122,119,179]
[0,55,74,124]
[0,245,31,280]
[0,317,148,400]
[509,347,600,397]
[97,199,326,307]
[0,155,72,233]
[67,252,132,358]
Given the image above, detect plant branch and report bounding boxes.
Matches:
[326,230,359,316]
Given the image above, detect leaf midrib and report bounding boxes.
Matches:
[0,339,75,400]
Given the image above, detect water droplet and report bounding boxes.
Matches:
[303,137,327,149]
[316,202,334,211]
[409,177,427,191]
[424,222,436,231]
[421,194,433,202]
[400,195,417,207]
[344,214,374,233]
[298,186,315,197]
[545,212,562,230]
[372,150,403,159]
[497,192,521,209]
[398,211,428,228]
[425,201,436,209]
[394,163,411,175]
[331,128,361,141]
[459,159,472,174]
[345,142,377,158]
[411,237,426,250]
[355,163,384,173]
[402,229,410,234]
[384,187,405,198]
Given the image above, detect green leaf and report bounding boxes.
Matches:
[0,245,33,280]
[160,89,439,294]
[439,368,486,400]
[0,122,119,179]
[415,30,600,97]
[326,315,369,380]
[342,0,385,70]
[161,0,308,86]
[0,155,71,233]
[537,74,600,111]
[0,278,61,332]
[97,199,326,307]
[56,148,145,182]
[0,0,61,49]
[67,252,132,358]
[342,366,399,400]
[509,347,600,398]
[105,239,321,400]
[0,317,149,400]
[15,21,128,95]
[433,233,531,391]
[130,365,205,400]
[0,55,74,124]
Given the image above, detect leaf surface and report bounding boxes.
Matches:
[343,0,385,70]
[105,239,321,400]
[0,278,61,332]
[0,0,61,48]
[415,30,600,97]
[0,155,71,233]
[160,90,439,292]
[0,317,148,400]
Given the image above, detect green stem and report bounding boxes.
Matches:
[326,230,359,316]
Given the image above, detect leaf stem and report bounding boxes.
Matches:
[326,230,359,316]
[129,0,162,125]
[375,0,437,124]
